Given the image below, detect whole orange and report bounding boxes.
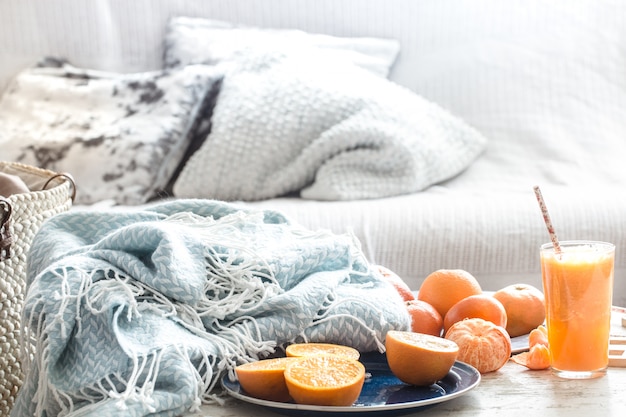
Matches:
[406,299,444,336]
[417,269,482,318]
[445,317,511,374]
[443,294,507,332]
[377,265,416,302]
[493,283,545,337]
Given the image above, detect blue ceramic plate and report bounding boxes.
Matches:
[221,352,480,416]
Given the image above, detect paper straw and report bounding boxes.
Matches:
[533,185,562,255]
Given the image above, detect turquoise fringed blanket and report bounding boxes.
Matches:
[11,200,410,417]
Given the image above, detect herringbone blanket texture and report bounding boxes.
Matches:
[11,199,409,417]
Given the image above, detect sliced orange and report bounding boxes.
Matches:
[285,343,360,361]
[385,330,459,386]
[283,355,365,406]
[235,357,298,402]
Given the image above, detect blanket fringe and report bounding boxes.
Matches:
[16,204,409,416]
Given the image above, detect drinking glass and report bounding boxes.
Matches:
[540,240,615,379]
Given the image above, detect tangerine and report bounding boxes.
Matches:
[283,355,365,406]
[235,357,298,402]
[377,265,416,302]
[445,317,511,374]
[510,324,550,370]
[511,343,551,370]
[528,325,548,348]
[385,330,459,386]
[417,269,482,318]
[285,343,360,360]
[406,299,444,336]
[493,283,546,337]
[443,294,507,332]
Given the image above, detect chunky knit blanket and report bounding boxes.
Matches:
[11,200,410,417]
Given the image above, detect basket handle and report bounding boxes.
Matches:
[0,197,13,260]
[42,172,77,202]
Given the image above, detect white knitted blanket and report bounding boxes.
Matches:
[173,49,487,201]
[11,200,410,417]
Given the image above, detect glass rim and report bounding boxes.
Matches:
[540,240,615,252]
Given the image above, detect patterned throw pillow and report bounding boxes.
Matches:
[0,58,220,205]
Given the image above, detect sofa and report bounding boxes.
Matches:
[2,0,625,304]
[2,1,626,416]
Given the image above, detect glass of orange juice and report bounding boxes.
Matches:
[540,240,615,379]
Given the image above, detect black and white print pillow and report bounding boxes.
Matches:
[0,58,221,205]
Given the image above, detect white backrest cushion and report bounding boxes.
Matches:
[163,17,399,78]
[406,0,626,190]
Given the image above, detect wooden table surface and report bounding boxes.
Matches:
[190,310,626,417]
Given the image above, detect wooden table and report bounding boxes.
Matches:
[190,310,626,417]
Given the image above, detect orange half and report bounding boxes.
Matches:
[285,343,360,361]
[235,357,298,402]
[283,355,365,406]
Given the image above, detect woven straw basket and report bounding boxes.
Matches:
[0,161,75,416]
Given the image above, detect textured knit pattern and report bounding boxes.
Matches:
[11,199,410,417]
[173,49,487,201]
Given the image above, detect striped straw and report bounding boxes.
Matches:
[533,185,562,255]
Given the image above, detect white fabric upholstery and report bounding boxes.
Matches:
[238,189,626,307]
[163,16,400,78]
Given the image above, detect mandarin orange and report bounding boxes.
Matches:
[443,294,507,332]
[493,283,545,337]
[510,324,551,370]
[511,344,551,370]
[417,269,482,318]
[528,325,548,348]
[445,317,511,374]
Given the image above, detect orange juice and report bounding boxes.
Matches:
[540,241,615,378]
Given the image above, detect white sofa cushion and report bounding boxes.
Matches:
[163,16,400,78]
[400,0,626,194]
